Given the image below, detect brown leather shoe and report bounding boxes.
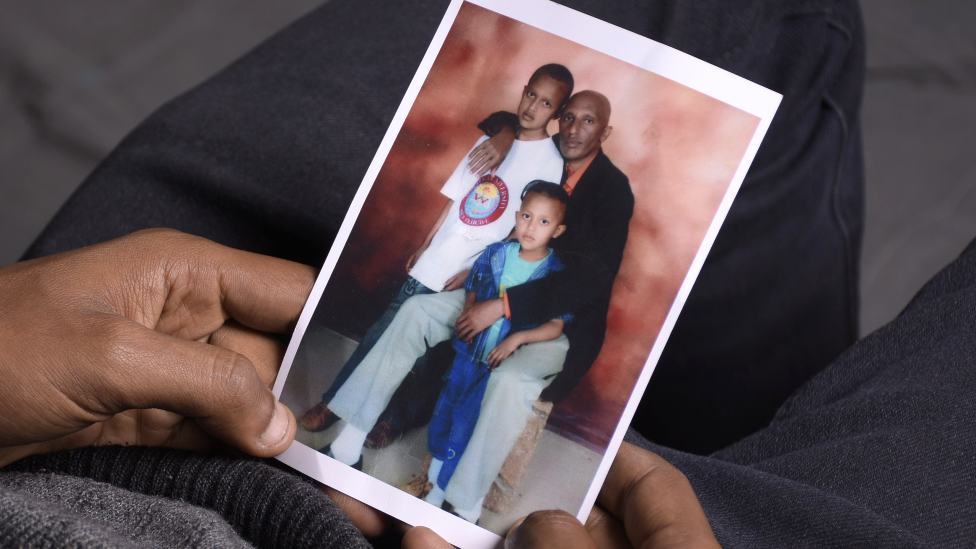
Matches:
[364,421,401,449]
[299,401,339,432]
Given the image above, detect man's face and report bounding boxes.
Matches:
[558,94,610,163]
[515,193,567,254]
[516,74,568,133]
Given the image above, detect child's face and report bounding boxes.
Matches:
[517,75,569,133]
[515,193,567,254]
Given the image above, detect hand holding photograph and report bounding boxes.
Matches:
[272,0,781,546]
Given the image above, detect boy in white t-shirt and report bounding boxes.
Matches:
[305,65,574,468]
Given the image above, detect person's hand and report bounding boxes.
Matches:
[442,270,470,292]
[0,229,316,468]
[486,334,522,369]
[467,127,516,176]
[406,247,425,273]
[455,298,504,343]
[401,442,720,549]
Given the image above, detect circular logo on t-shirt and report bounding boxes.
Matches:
[460,175,509,226]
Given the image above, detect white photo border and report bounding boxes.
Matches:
[273,1,781,547]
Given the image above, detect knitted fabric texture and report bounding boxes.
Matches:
[5,446,370,549]
[0,470,251,548]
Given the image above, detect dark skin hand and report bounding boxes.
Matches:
[0,228,401,537]
[401,442,721,549]
[455,297,505,343]
[0,229,318,466]
[467,126,517,175]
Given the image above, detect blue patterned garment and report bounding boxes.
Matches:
[454,240,571,364]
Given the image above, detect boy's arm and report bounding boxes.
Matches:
[486,319,565,369]
[406,199,454,272]
[477,111,520,137]
[467,112,519,176]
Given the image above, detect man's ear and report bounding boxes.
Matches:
[552,224,568,239]
[600,125,613,143]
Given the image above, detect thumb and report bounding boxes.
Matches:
[505,510,596,549]
[93,322,297,457]
[402,526,454,549]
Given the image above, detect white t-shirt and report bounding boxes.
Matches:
[410,135,564,291]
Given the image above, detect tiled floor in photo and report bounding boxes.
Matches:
[281,323,602,535]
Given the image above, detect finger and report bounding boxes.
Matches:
[402,526,455,549]
[467,152,485,170]
[598,442,719,549]
[468,143,489,161]
[210,246,317,334]
[89,320,297,458]
[505,510,596,549]
[119,231,314,339]
[207,321,285,386]
[583,505,630,549]
[455,318,469,338]
[0,410,216,469]
[470,156,491,175]
[134,231,314,336]
[468,142,487,158]
[321,485,390,538]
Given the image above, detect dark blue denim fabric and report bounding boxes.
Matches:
[22,0,865,456]
[427,352,491,491]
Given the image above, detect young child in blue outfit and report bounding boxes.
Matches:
[424,181,572,522]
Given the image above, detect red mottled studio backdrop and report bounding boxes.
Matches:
[314,2,760,451]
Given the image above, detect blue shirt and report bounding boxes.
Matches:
[455,240,572,364]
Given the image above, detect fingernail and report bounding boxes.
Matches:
[258,401,289,448]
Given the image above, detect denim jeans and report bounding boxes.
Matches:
[24,0,864,455]
[320,276,435,404]
[426,353,489,491]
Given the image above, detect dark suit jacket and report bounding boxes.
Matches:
[508,147,635,402]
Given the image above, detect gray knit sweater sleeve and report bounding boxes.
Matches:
[3,446,371,549]
[0,471,252,548]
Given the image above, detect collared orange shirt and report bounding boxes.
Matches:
[562,153,597,196]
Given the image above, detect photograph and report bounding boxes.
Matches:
[273,0,780,546]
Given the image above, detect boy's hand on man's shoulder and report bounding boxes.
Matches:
[467,128,516,175]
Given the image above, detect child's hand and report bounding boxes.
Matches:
[442,270,470,291]
[406,248,424,273]
[467,130,515,175]
[487,336,523,369]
